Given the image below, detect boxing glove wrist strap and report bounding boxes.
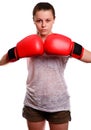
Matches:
[8,47,18,62]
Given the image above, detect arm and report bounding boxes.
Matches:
[44,33,91,63]
[80,49,91,63]
[44,33,84,59]
[0,34,44,66]
[0,53,10,66]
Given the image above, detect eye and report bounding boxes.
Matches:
[35,19,42,23]
[46,19,51,22]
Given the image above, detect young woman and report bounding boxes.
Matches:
[0,2,91,130]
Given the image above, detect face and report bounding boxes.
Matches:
[33,10,55,37]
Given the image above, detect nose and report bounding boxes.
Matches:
[42,21,46,27]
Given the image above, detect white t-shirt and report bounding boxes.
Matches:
[24,54,70,112]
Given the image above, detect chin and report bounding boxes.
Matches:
[40,33,48,37]
[40,32,51,37]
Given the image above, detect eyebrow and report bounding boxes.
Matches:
[35,17,53,20]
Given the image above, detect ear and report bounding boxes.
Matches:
[32,16,34,21]
[53,18,55,24]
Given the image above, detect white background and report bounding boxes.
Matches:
[0,0,91,130]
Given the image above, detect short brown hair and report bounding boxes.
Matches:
[33,2,55,19]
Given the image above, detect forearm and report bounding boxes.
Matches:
[80,49,91,63]
[0,53,10,65]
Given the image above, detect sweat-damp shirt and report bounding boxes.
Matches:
[24,54,70,112]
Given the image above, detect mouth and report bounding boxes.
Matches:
[41,29,47,32]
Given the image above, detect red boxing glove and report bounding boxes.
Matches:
[44,33,84,59]
[8,35,44,61]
